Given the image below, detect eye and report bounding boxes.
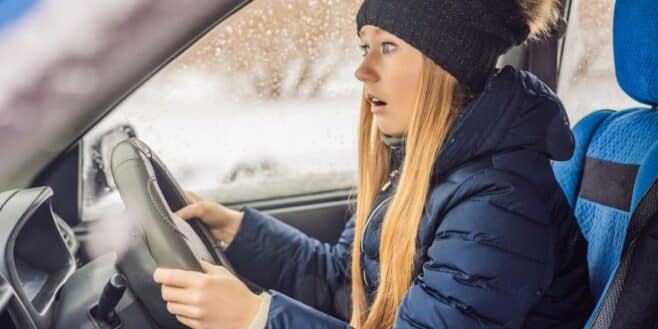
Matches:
[359,42,397,57]
[382,42,397,54]
[359,44,369,57]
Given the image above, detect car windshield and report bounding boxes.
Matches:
[79,0,364,220]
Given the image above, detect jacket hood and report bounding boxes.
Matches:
[432,66,574,176]
[387,66,574,175]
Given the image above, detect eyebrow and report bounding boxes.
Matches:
[358,27,381,38]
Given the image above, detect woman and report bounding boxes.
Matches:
[153,0,595,328]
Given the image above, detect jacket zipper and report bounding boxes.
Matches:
[361,195,392,288]
[380,169,399,192]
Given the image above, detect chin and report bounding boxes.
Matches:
[375,119,405,137]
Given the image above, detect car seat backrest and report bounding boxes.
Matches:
[613,0,658,107]
[552,0,658,311]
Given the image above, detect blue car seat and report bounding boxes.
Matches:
[551,0,658,327]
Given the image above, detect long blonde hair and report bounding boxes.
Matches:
[350,56,465,329]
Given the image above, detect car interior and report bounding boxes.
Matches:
[552,0,658,327]
[0,0,657,328]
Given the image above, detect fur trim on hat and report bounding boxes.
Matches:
[517,0,561,39]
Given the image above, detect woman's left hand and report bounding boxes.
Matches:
[154,261,263,329]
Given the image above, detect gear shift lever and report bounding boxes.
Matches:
[91,273,127,327]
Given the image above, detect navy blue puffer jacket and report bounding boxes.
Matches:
[224,67,594,328]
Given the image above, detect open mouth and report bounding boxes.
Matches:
[367,96,388,107]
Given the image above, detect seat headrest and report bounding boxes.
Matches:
[613,0,658,106]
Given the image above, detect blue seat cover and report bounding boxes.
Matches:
[552,0,658,326]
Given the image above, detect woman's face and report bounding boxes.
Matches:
[355,25,423,137]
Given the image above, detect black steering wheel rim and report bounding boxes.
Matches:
[109,138,243,328]
[111,138,232,271]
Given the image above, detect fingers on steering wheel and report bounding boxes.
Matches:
[162,285,196,304]
[154,268,204,288]
[176,203,204,221]
[186,191,203,203]
[166,302,201,319]
[175,314,201,328]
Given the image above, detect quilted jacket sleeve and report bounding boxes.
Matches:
[264,291,352,329]
[224,207,354,319]
[230,169,557,329]
[395,170,556,328]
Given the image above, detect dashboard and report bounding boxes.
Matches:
[0,187,157,329]
[0,188,75,328]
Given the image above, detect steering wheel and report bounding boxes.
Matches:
[110,138,248,328]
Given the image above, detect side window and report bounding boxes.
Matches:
[81,0,364,221]
[558,0,640,124]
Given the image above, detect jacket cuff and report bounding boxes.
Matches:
[224,207,271,258]
[223,207,292,289]
[266,291,351,329]
[247,292,272,329]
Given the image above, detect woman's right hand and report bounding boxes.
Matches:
[175,191,244,245]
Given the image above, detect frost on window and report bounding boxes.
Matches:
[558,0,641,124]
[81,0,365,220]
[178,0,363,100]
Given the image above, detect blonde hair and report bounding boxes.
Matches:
[350,56,465,329]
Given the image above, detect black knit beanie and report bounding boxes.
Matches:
[356,0,531,92]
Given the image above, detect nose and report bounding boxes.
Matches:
[355,59,379,83]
